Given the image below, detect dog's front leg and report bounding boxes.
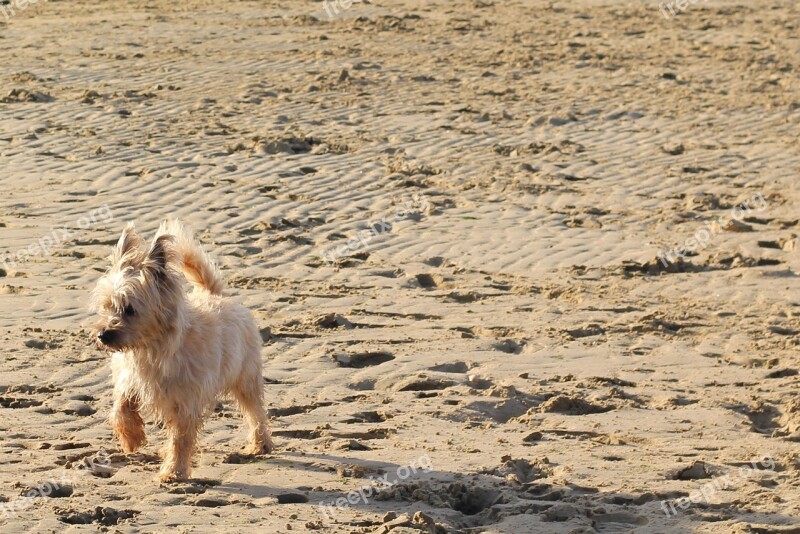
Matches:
[111,395,147,453]
[158,416,201,483]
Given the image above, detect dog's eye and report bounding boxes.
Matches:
[123,304,135,317]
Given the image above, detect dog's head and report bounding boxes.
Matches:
[90,223,182,351]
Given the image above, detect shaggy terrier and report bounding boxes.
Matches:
[90,220,272,482]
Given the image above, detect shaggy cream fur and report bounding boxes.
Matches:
[90,220,272,482]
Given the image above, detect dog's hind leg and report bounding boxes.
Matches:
[233,373,273,455]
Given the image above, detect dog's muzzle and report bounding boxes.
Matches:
[97,329,119,347]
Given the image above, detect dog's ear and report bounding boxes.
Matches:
[143,235,174,279]
[112,223,143,264]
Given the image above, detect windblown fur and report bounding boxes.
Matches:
[155,219,225,296]
[90,220,272,482]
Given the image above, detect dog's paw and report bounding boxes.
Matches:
[243,440,273,456]
[119,432,147,453]
[157,469,189,483]
[115,425,147,453]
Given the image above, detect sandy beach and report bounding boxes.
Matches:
[0,0,798,532]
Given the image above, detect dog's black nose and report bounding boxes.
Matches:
[98,330,117,345]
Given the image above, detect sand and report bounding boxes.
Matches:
[0,0,798,532]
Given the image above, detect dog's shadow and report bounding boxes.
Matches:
[194,452,703,534]
[106,448,774,534]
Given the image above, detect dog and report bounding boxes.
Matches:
[90,220,272,482]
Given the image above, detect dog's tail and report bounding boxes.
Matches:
[156,219,225,296]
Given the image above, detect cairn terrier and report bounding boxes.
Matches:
[90,220,272,482]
